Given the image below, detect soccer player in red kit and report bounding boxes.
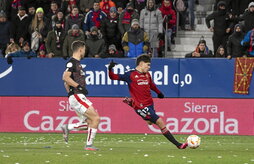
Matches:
[108,54,188,149]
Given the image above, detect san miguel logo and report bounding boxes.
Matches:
[149,102,238,135]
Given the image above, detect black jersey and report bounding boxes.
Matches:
[65,58,87,95]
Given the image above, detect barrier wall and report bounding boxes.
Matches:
[0,97,253,135]
[1,58,254,98]
[1,58,254,135]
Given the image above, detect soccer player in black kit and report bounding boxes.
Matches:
[108,54,188,149]
[61,40,100,151]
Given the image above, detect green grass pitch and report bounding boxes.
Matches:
[0,133,253,164]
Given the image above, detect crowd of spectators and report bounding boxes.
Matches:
[0,0,179,61]
[186,0,254,58]
[0,0,253,61]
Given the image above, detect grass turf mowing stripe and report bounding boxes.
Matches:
[0,133,253,164]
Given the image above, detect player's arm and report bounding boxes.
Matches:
[109,69,120,80]
[108,60,120,80]
[149,74,164,98]
[64,82,70,93]
[108,60,130,82]
[62,71,88,94]
[150,81,161,94]
[62,71,79,88]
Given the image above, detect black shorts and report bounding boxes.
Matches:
[135,105,159,124]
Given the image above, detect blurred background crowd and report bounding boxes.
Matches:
[0,0,253,61]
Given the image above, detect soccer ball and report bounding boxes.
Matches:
[187,135,201,149]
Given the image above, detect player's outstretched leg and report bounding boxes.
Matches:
[161,127,188,149]
[84,106,100,151]
[156,118,188,149]
[61,122,88,143]
[61,124,69,143]
[178,142,188,149]
[77,122,88,130]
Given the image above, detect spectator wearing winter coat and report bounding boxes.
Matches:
[122,19,149,58]
[238,0,253,15]
[101,7,122,50]
[227,24,246,58]
[0,11,11,57]
[6,41,37,64]
[29,7,51,52]
[185,39,213,58]
[206,1,233,55]
[101,44,124,58]
[237,2,254,34]
[6,0,25,21]
[27,4,36,23]
[46,1,59,20]
[213,0,232,12]
[140,0,163,57]
[86,26,106,58]
[62,24,85,59]
[83,2,107,35]
[159,0,176,50]
[99,0,116,16]
[65,6,84,33]
[215,45,227,58]
[118,2,139,36]
[175,0,188,30]
[216,0,252,16]
[241,28,254,56]
[10,6,30,47]
[38,44,48,58]
[45,21,65,57]
[51,9,65,30]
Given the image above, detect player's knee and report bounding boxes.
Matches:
[93,115,100,124]
[91,111,100,123]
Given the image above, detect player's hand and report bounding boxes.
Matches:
[157,92,164,99]
[123,97,133,107]
[7,56,13,64]
[108,60,118,71]
[76,85,88,95]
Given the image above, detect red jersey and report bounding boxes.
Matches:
[109,69,161,109]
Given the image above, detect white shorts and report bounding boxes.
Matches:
[69,94,93,119]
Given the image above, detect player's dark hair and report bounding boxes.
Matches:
[136,54,151,66]
[71,40,86,53]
